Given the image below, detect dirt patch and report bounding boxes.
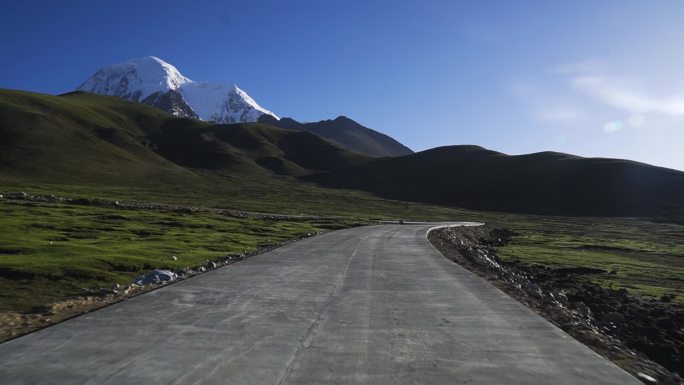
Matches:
[429,225,683,385]
[0,286,149,342]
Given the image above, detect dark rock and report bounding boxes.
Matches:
[603,312,625,324]
[141,90,198,119]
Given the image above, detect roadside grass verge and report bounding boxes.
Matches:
[0,199,356,313]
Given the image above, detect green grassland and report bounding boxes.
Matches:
[494,215,684,303]
[0,176,481,221]
[2,192,681,314]
[0,199,357,313]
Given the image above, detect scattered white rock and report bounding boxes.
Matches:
[637,373,657,383]
[552,290,568,304]
[171,256,177,261]
[110,283,123,293]
[525,283,544,299]
[134,269,177,285]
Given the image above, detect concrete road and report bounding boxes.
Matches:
[0,224,640,384]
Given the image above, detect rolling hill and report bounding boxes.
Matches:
[308,145,684,221]
[0,89,368,185]
[1,88,683,223]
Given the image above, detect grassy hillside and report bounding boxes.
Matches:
[0,90,370,181]
[0,89,203,185]
[309,145,684,223]
[5,89,681,223]
[0,89,478,220]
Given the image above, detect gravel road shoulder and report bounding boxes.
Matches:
[429,225,683,385]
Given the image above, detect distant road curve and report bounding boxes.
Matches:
[0,223,639,384]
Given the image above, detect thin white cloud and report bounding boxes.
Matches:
[572,75,684,117]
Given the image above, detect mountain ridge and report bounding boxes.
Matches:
[77,57,414,157]
[258,114,413,157]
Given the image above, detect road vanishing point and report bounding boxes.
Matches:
[0,223,640,384]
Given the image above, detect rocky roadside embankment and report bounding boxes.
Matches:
[429,225,683,385]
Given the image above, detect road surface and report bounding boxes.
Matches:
[0,224,640,384]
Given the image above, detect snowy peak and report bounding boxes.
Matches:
[78,56,190,102]
[77,56,278,123]
[123,56,191,92]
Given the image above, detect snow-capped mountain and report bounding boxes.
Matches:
[77,56,278,123]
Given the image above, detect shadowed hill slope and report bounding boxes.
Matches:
[308,145,684,221]
[0,90,370,186]
[258,115,413,157]
[0,89,204,185]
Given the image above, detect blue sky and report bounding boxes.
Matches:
[2,0,683,170]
